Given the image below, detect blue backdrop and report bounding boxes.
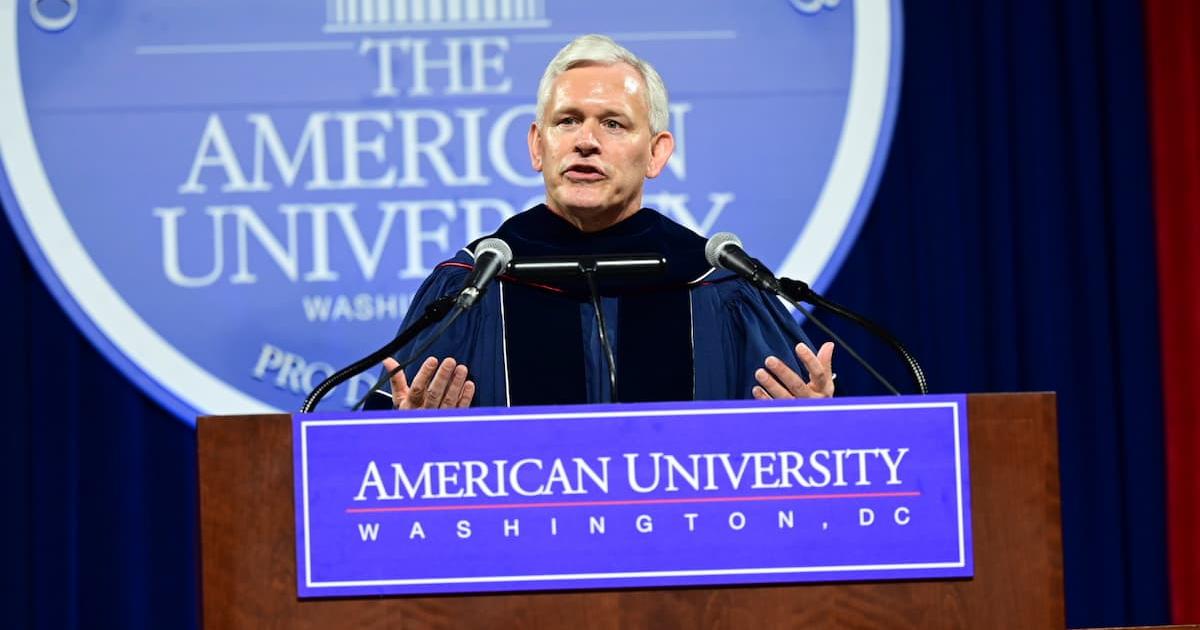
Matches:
[1,0,1169,627]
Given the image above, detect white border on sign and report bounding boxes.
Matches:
[0,0,895,420]
[299,400,968,589]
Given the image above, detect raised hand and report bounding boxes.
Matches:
[752,342,835,400]
[383,356,476,409]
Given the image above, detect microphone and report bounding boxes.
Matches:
[457,238,513,309]
[704,232,781,294]
[704,232,913,396]
[305,238,510,412]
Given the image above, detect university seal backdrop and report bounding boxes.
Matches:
[0,0,902,422]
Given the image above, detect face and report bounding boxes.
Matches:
[528,63,674,232]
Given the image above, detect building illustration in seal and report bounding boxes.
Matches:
[326,0,550,31]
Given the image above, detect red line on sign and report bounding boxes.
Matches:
[344,491,921,514]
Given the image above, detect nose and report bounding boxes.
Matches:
[574,120,601,154]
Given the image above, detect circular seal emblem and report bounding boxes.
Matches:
[0,0,903,422]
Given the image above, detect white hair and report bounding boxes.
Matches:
[535,34,670,135]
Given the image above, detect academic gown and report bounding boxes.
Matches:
[366,205,814,409]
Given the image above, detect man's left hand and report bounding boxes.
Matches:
[753,342,835,399]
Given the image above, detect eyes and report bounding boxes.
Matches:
[556,116,627,131]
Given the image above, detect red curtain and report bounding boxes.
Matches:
[1145,0,1200,621]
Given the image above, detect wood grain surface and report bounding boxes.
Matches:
[198,392,1065,629]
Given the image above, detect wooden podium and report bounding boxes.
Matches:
[197,392,1063,629]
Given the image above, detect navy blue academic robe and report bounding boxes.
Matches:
[368,205,814,408]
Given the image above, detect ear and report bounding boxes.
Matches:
[527,122,544,173]
[645,131,675,179]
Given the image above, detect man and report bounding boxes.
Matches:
[370,34,834,410]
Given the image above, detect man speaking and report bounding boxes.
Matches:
[370,34,834,410]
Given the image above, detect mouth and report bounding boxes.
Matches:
[562,163,606,182]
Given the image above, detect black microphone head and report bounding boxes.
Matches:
[474,237,513,268]
[704,232,744,269]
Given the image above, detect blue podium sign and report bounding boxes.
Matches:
[293,395,971,597]
[0,1,902,422]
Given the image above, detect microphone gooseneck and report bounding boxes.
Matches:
[779,278,928,395]
[350,302,468,411]
[302,294,459,413]
[776,293,902,396]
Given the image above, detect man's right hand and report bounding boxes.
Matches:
[382,356,476,409]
